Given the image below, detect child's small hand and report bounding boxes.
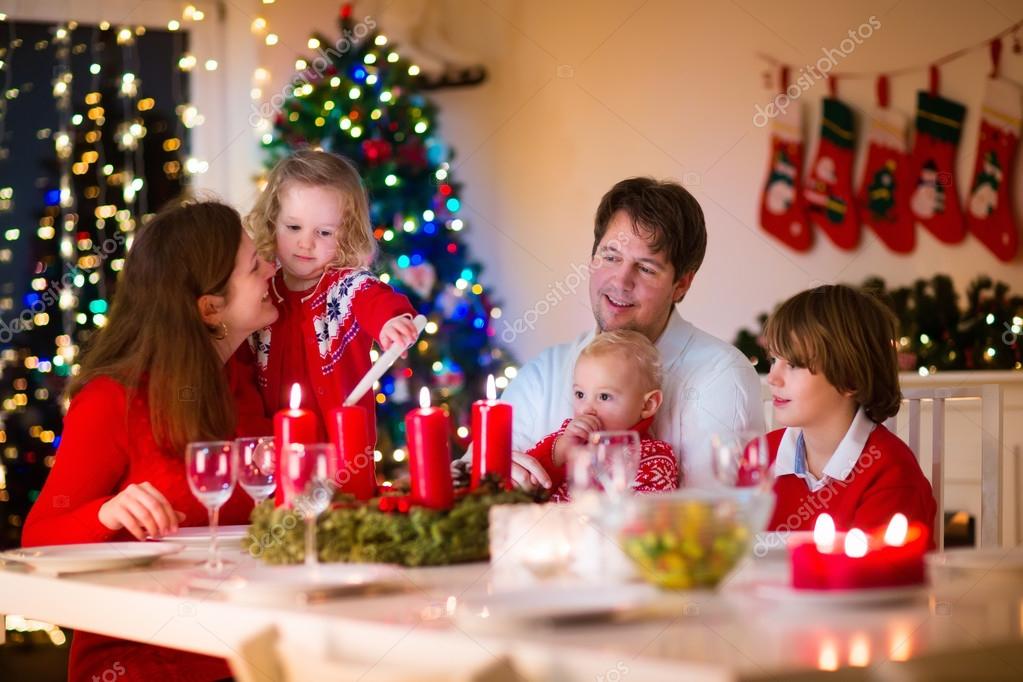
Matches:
[553,414,603,466]
[379,315,419,353]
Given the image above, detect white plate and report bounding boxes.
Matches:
[159,525,250,548]
[0,542,184,575]
[754,581,926,607]
[187,562,406,603]
[456,583,666,631]
[926,547,1023,573]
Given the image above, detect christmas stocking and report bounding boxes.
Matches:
[966,78,1021,262]
[804,98,859,250]
[908,91,967,243]
[759,106,812,251]
[857,108,914,253]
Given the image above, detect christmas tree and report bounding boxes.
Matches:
[256,5,515,479]
[0,20,186,549]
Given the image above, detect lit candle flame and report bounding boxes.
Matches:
[419,386,431,409]
[884,513,908,547]
[289,383,302,410]
[486,374,496,401]
[844,528,869,558]
[814,513,836,553]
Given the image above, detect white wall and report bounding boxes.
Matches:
[243,0,1023,363]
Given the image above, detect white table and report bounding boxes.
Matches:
[2,544,1022,681]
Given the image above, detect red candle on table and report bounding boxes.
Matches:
[790,513,928,590]
[471,374,513,489]
[273,383,318,507]
[327,405,377,501]
[405,387,454,510]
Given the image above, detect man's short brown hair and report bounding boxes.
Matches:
[764,285,902,423]
[593,177,707,280]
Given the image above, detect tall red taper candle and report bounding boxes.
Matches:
[327,405,377,501]
[405,387,453,510]
[471,374,513,489]
[273,383,318,506]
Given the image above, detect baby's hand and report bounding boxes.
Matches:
[553,414,603,466]
[379,315,419,352]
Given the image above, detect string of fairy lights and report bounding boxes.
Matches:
[0,6,221,550]
[0,0,519,501]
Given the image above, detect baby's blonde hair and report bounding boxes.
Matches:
[246,150,377,269]
[578,329,662,391]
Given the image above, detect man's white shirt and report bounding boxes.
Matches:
[500,307,765,488]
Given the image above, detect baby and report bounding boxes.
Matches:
[527,329,680,500]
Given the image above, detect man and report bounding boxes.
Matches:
[503,177,764,489]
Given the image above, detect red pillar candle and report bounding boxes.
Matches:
[471,374,513,489]
[405,387,454,510]
[273,384,318,507]
[790,513,929,590]
[327,405,377,501]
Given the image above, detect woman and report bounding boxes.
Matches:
[23,201,277,681]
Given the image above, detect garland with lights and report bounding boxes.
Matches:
[256,4,516,480]
[733,275,1023,374]
[0,19,187,548]
[247,476,535,567]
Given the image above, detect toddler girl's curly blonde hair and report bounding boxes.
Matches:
[246,150,377,269]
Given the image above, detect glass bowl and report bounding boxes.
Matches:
[617,488,774,590]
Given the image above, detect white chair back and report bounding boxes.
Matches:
[885,385,1003,550]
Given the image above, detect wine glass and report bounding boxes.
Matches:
[281,443,337,569]
[710,430,773,489]
[593,430,642,497]
[567,430,642,499]
[236,436,276,504]
[185,440,237,574]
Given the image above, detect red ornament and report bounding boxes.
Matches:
[340,3,353,20]
[361,139,393,165]
[397,140,428,169]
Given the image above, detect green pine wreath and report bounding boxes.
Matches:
[246,477,535,567]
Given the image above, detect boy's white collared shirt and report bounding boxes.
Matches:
[772,407,876,492]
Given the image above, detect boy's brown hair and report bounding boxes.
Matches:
[764,285,902,423]
[579,329,662,391]
[246,149,377,269]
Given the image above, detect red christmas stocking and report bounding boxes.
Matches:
[908,91,967,243]
[759,106,811,250]
[966,78,1021,262]
[857,108,914,253]
[804,98,859,250]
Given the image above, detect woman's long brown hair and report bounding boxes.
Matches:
[68,201,243,454]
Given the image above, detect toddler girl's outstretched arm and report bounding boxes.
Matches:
[348,271,418,348]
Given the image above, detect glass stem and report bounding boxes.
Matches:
[304,514,317,568]
[207,505,221,574]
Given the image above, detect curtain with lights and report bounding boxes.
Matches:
[0,18,187,549]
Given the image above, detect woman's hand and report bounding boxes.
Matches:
[98,482,186,540]
[379,315,419,352]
